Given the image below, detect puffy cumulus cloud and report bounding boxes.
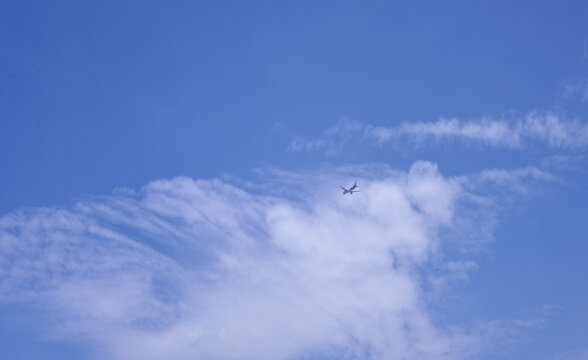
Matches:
[0,162,540,360]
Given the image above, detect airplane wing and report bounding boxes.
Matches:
[340,186,348,191]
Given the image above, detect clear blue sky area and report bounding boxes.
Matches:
[1,1,587,359]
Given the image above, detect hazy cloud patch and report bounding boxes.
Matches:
[0,163,554,359]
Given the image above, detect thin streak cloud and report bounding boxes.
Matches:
[289,112,588,155]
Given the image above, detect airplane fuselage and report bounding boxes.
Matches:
[340,182,359,195]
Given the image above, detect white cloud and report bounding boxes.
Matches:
[287,118,364,156]
[289,112,588,154]
[456,166,558,194]
[562,80,588,103]
[548,346,588,360]
[369,112,588,148]
[0,163,552,359]
[367,118,521,147]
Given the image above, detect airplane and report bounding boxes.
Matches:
[340,181,359,195]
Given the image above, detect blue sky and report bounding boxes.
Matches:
[1,1,587,359]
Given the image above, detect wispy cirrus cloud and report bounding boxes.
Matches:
[562,79,588,103]
[547,346,588,360]
[0,162,552,360]
[289,111,588,155]
[456,166,558,194]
